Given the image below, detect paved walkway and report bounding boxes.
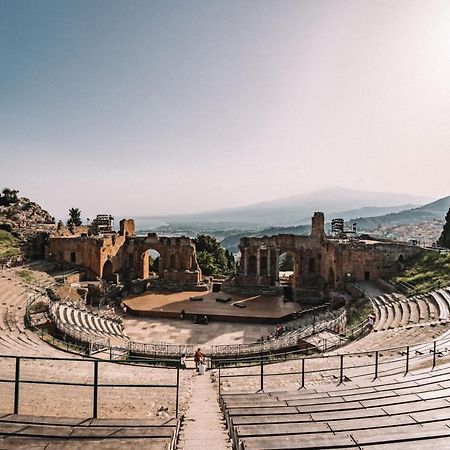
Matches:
[178,371,230,450]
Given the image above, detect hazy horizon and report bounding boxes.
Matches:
[1,1,449,220]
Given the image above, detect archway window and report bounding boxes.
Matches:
[142,249,161,279]
[102,260,114,281]
[170,254,176,269]
[260,255,268,275]
[248,255,257,275]
[309,257,316,274]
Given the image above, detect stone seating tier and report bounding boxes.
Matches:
[220,363,450,449]
[0,414,178,449]
[371,286,450,332]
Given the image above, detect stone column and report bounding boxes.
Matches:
[267,248,271,279]
[256,247,261,282]
[243,248,248,276]
[275,250,280,282]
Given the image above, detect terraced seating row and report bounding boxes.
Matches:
[371,286,450,331]
[49,300,129,345]
[0,270,68,357]
[0,413,179,449]
[220,362,450,449]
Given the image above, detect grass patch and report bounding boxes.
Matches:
[0,230,20,260]
[16,269,35,284]
[346,296,372,329]
[394,251,450,294]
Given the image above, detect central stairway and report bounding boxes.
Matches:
[178,371,231,450]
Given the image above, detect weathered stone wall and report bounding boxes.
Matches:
[46,219,202,284]
[235,212,425,302]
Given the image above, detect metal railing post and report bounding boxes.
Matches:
[260,360,264,392]
[405,346,410,375]
[374,351,379,380]
[339,354,344,384]
[93,360,99,418]
[175,366,180,418]
[14,357,21,414]
[432,341,437,370]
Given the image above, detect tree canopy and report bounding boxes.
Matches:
[437,207,450,249]
[0,188,19,206]
[67,208,82,227]
[194,234,234,276]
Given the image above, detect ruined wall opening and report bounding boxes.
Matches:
[141,249,161,279]
[328,268,336,289]
[70,252,76,264]
[260,255,268,276]
[309,257,316,274]
[248,255,257,276]
[102,260,114,281]
[278,251,297,286]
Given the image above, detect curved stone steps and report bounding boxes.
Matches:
[390,302,403,329]
[399,301,410,327]
[415,298,430,322]
[430,292,449,321]
[408,300,420,324]
[382,302,395,330]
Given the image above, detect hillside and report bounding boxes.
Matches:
[349,196,450,230]
[393,251,450,294]
[0,190,55,263]
[132,187,429,229]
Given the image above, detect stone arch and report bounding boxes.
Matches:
[102,260,114,281]
[278,250,297,286]
[141,249,161,279]
[397,254,405,271]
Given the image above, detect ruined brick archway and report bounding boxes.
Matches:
[234,212,425,303]
[102,260,114,281]
[47,219,202,286]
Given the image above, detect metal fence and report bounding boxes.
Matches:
[216,332,450,395]
[0,354,182,418]
[211,307,347,359]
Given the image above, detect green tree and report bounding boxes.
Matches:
[437,207,450,249]
[67,208,82,227]
[194,234,233,276]
[279,253,293,271]
[0,188,19,206]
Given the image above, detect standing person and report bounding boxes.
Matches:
[180,353,187,370]
[194,348,205,372]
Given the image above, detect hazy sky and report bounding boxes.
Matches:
[1,0,449,220]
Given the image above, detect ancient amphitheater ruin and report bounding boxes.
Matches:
[1,212,450,449]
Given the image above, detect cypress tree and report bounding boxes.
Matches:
[437,207,450,249]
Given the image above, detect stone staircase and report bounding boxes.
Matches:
[178,372,231,450]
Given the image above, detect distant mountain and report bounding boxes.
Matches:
[132,187,430,229]
[350,196,450,229]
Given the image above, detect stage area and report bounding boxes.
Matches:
[123,290,301,324]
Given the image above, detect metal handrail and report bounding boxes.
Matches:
[0,354,181,419]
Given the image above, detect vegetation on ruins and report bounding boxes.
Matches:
[437,207,450,249]
[194,234,234,276]
[279,253,294,271]
[16,269,36,284]
[0,230,21,261]
[0,188,19,206]
[346,296,372,330]
[393,251,450,294]
[67,207,82,227]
